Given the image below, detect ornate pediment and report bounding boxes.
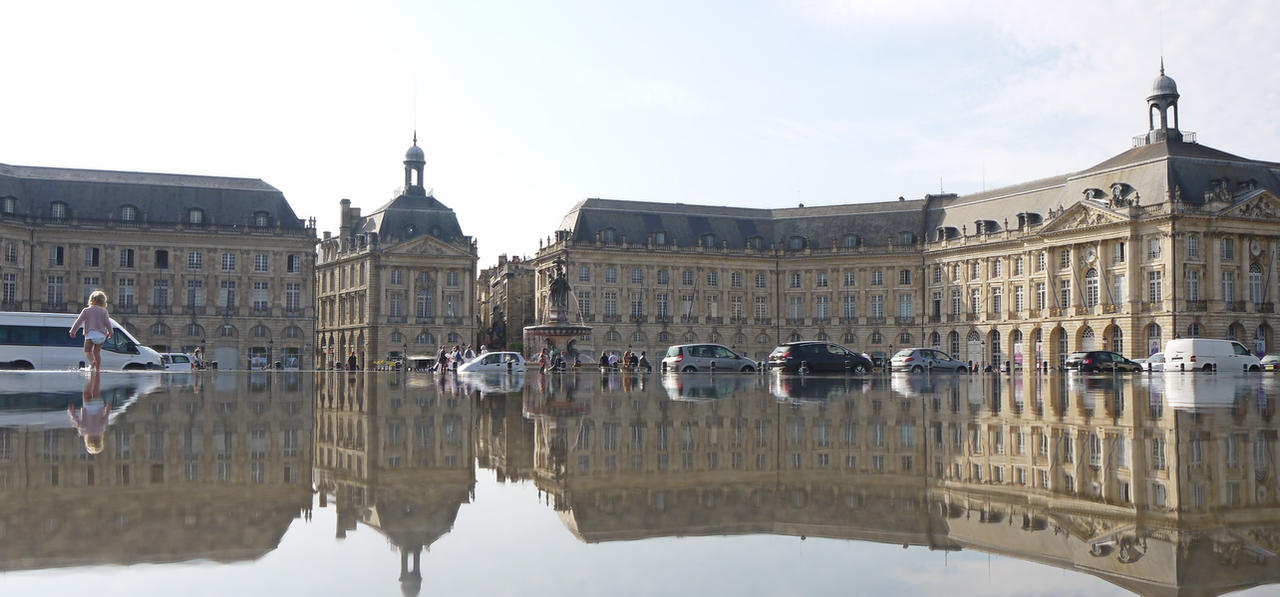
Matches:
[384,234,473,259]
[1218,190,1280,220]
[1039,202,1129,234]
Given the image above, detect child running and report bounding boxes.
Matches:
[69,290,112,371]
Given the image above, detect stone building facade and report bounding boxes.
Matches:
[0,163,316,368]
[532,69,1280,366]
[315,138,478,368]
[475,254,535,351]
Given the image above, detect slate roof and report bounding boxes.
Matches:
[558,198,927,249]
[0,163,308,230]
[353,190,467,246]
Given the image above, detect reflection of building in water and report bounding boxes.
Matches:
[0,373,314,570]
[313,371,476,596]
[475,393,536,483]
[525,374,1280,593]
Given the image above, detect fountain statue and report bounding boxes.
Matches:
[523,259,593,363]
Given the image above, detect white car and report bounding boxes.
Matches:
[457,351,526,373]
[160,352,196,371]
[1136,352,1165,372]
[1262,355,1280,371]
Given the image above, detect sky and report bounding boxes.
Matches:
[4,0,1279,267]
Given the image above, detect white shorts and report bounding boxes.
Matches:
[86,330,107,345]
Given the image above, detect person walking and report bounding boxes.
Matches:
[638,351,652,372]
[69,290,112,371]
[436,345,448,373]
[68,370,110,454]
[346,350,358,371]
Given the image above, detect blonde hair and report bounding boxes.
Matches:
[84,435,104,455]
[88,290,108,307]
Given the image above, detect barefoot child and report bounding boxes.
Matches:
[70,290,112,371]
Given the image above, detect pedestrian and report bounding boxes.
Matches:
[346,351,358,371]
[69,290,112,371]
[436,345,447,372]
[638,351,652,372]
[450,345,461,370]
[479,344,488,355]
[607,351,619,368]
[464,344,476,361]
[599,351,609,368]
[193,347,204,369]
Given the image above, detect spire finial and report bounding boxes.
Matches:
[1159,56,1165,76]
[413,130,418,146]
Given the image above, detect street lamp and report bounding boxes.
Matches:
[268,338,274,370]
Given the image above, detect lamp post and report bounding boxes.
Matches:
[268,338,274,370]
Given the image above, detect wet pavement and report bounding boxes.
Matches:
[0,369,1278,596]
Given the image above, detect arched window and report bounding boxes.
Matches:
[606,330,622,343]
[816,331,828,341]
[929,332,941,348]
[1187,322,1202,337]
[658,331,670,342]
[187,208,205,225]
[219,324,236,337]
[949,331,960,356]
[1147,323,1163,355]
[734,333,745,345]
[51,201,68,221]
[1084,269,1099,307]
[967,330,981,343]
[789,331,802,342]
[1080,326,1095,350]
[415,332,434,345]
[447,332,460,343]
[151,322,169,336]
[631,331,645,343]
[1109,328,1123,353]
[1249,263,1264,304]
[390,331,403,343]
[844,333,857,345]
[251,325,269,338]
[284,326,302,339]
[871,332,884,344]
[186,323,204,337]
[121,205,138,222]
[898,332,911,344]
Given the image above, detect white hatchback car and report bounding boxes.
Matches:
[160,352,196,371]
[457,351,527,373]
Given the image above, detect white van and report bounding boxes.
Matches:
[1164,338,1261,372]
[0,311,163,370]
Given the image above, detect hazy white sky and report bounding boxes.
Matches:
[5,0,1278,266]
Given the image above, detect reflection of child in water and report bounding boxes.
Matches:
[68,371,111,454]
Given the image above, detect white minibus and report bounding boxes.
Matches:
[0,311,163,370]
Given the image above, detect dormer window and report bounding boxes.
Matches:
[121,205,138,222]
[187,208,204,225]
[51,201,68,221]
[746,236,763,250]
[1,197,14,214]
[600,228,616,244]
[699,233,716,248]
[788,236,806,251]
[253,211,270,228]
[897,231,915,245]
[653,231,666,246]
[842,234,861,248]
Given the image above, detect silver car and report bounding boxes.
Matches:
[889,348,969,373]
[662,343,757,373]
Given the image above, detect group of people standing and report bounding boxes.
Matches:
[599,348,652,372]
[435,344,483,372]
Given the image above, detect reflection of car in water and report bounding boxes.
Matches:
[769,374,877,401]
[662,373,759,400]
[458,351,527,373]
[889,371,964,397]
[0,371,161,428]
[1162,373,1267,410]
[459,371,526,395]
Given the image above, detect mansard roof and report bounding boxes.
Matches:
[355,191,467,246]
[0,162,308,230]
[558,197,927,249]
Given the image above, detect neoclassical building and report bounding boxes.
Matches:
[475,253,536,352]
[0,163,317,367]
[532,68,1280,366]
[315,137,478,368]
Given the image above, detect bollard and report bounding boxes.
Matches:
[1244,363,1249,373]
[710,361,716,373]
[507,361,513,372]
[799,360,809,375]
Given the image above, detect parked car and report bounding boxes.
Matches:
[159,352,195,371]
[767,342,874,373]
[868,351,888,369]
[662,344,756,373]
[1134,352,1165,372]
[889,348,969,373]
[1063,351,1089,370]
[1165,338,1262,372]
[458,351,527,373]
[1064,350,1141,373]
[1263,355,1280,371]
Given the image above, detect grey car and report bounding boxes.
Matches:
[662,343,757,373]
[889,348,969,373]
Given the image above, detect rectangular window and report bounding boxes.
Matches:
[731,271,743,288]
[253,281,269,311]
[188,251,203,270]
[254,254,269,272]
[577,291,591,317]
[49,246,64,266]
[604,291,618,316]
[815,295,830,320]
[816,272,828,288]
[84,247,100,267]
[153,279,169,306]
[1059,249,1070,269]
[754,296,768,319]
[578,266,590,283]
[1149,270,1163,303]
[285,283,301,312]
[842,295,856,318]
[730,295,743,319]
[706,271,718,286]
[119,248,135,268]
[870,294,885,318]
[1186,235,1200,259]
[4,243,16,264]
[1222,238,1235,260]
[416,291,433,318]
[950,289,961,315]
[899,269,911,285]
[705,294,718,318]
[1036,252,1046,271]
[446,271,459,287]
[46,275,64,304]
[1114,241,1125,263]
[1148,237,1161,260]
[682,270,694,285]
[219,280,236,308]
[657,269,669,285]
[1185,270,1200,301]
[1058,279,1071,308]
[1113,274,1126,305]
[990,287,1001,314]
[631,268,643,284]
[445,294,460,318]
[788,295,803,319]
[1013,257,1024,276]
[789,272,801,288]
[630,292,643,317]
[969,287,980,314]
[871,270,883,286]
[898,294,912,318]
[1035,282,1046,310]
[187,280,204,307]
[117,278,135,306]
[605,267,617,283]
[843,271,855,287]
[82,276,100,304]
[755,273,767,289]
[287,254,302,273]
[1014,286,1024,312]
[991,259,1001,278]
[221,252,236,272]
[656,292,669,318]
[2,273,18,304]
[389,293,403,317]
[1221,271,1235,302]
